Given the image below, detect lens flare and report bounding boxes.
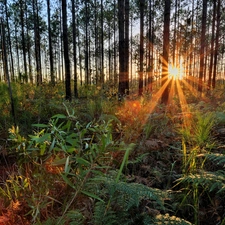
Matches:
[168,60,184,80]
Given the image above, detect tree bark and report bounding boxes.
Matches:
[212,0,220,89]
[118,0,125,98]
[161,0,171,104]
[198,0,207,93]
[47,0,55,86]
[33,0,42,85]
[20,0,27,82]
[139,0,144,96]
[62,0,71,100]
[71,0,78,97]
[208,0,216,90]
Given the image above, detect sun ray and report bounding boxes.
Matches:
[148,78,171,114]
[176,79,191,127]
[181,78,199,98]
[168,76,176,105]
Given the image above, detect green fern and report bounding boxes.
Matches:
[106,180,166,209]
[93,201,125,225]
[176,170,225,192]
[65,210,85,225]
[206,153,225,166]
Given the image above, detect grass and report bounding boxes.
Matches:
[0,81,225,224]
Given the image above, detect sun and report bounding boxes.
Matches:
[168,62,184,80]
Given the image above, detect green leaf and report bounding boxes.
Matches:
[49,137,56,152]
[52,114,67,119]
[61,174,76,188]
[76,157,90,167]
[81,190,104,202]
[36,133,51,144]
[40,142,47,155]
[32,123,49,128]
[51,158,67,166]
[64,156,70,174]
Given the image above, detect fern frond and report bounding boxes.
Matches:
[93,201,122,225]
[65,210,85,225]
[128,152,149,165]
[176,170,225,193]
[206,153,225,166]
[104,179,167,210]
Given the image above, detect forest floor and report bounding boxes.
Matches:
[0,83,225,225]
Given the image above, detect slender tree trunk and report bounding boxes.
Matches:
[208,0,216,90]
[94,0,99,85]
[4,0,15,81]
[33,0,42,85]
[172,0,177,65]
[62,0,71,100]
[85,0,89,85]
[130,15,133,84]
[15,27,20,79]
[47,0,55,85]
[78,30,83,86]
[198,0,207,93]
[124,0,129,94]
[139,0,144,96]
[20,0,27,82]
[71,0,78,97]
[113,0,117,85]
[212,0,220,89]
[189,0,194,80]
[1,20,8,82]
[150,0,155,91]
[161,0,171,104]
[118,0,126,98]
[25,7,33,84]
[108,24,111,80]
[100,0,104,84]
[147,0,152,91]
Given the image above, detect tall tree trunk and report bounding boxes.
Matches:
[62,0,71,100]
[108,23,111,80]
[139,0,144,96]
[33,0,42,85]
[208,0,216,90]
[118,0,125,98]
[85,0,89,85]
[78,29,83,86]
[4,0,15,80]
[161,0,171,104]
[20,0,27,82]
[172,0,178,65]
[212,0,220,89]
[100,0,104,84]
[71,0,78,97]
[94,0,99,85]
[189,0,195,80]
[113,0,117,85]
[1,19,8,82]
[15,26,20,79]
[25,8,33,84]
[47,0,55,85]
[147,0,153,92]
[124,0,129,94]
[198,0,207,93]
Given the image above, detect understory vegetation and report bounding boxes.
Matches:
[1,82,225,225]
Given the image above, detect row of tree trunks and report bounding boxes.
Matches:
[0,0,223,102]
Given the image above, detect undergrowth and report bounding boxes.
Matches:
[1,82,225,224]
